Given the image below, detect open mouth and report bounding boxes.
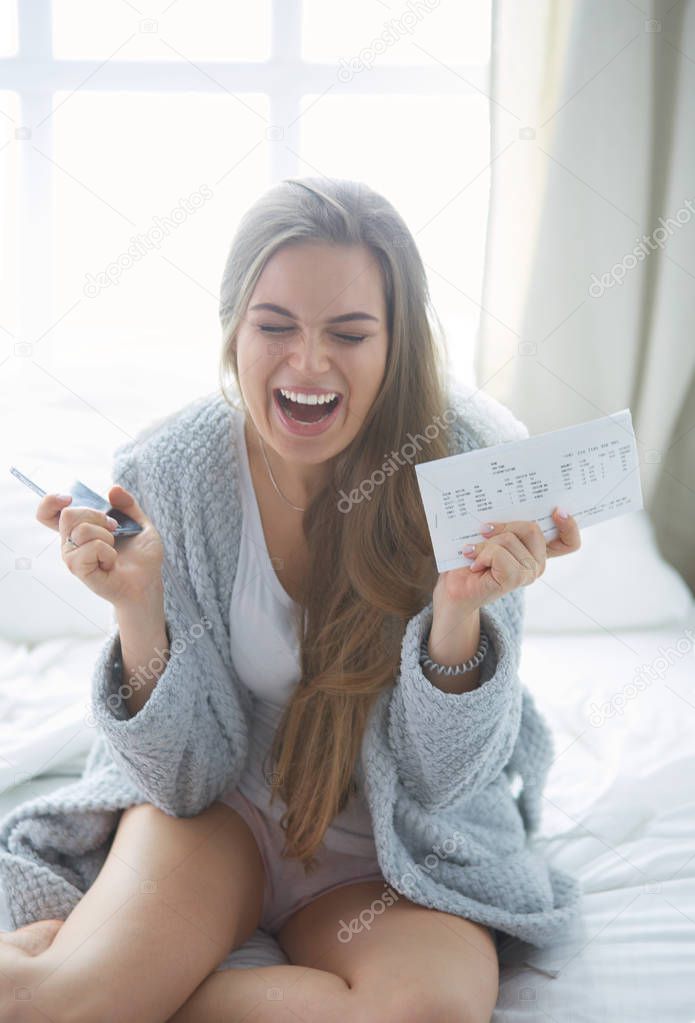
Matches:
[273,389,342,424]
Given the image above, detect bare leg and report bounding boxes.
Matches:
[166,963,358,1023]
[0,799,265,1023]
[169,874,500,1023]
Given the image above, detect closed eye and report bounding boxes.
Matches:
[257,325,366,344]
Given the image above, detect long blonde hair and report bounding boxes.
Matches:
[218,177,455,872]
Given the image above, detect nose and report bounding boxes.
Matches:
[285,329,332,378]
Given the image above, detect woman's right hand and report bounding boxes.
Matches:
[36,484,165,610]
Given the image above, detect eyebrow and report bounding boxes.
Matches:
[249,303,379,324]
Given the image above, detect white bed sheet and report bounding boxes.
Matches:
[0,634,102,796]
[1,619,694,1019]
[494,618,695,1020]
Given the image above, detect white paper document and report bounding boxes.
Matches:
[415,408,644,573]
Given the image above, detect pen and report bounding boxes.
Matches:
[9,466,47,499]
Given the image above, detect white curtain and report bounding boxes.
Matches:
[478,0,695,592]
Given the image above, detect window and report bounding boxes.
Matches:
[1,0,492,449]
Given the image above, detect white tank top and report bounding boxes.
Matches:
[229,409,377,857]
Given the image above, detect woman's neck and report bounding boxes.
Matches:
[244,417,330,508]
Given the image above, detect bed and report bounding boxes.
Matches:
[1,488,694,1020]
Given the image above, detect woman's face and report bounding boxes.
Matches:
[234,241,389,470]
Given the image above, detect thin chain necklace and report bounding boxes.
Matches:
[258,434,306,512]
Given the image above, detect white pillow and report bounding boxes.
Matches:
[524,509,694,632]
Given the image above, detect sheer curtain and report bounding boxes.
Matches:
[478,0,695,592]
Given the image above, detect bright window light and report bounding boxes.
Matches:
[52,0,271,61]
[52,91,269,369]
[302,0,491,66]
[0,0,17,57]
[2,0,492,417]
[0,91,19,337]
[300,93,490,379]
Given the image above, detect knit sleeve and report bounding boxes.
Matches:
[387,586,525,812]
[89,440,248,818]
[503,684,555,835]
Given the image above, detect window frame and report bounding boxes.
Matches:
[1,0,491,357]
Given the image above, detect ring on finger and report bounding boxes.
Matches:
[64,535,79,549]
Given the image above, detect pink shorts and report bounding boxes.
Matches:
[218,786,385,936]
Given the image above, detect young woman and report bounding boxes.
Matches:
[0,178,582,1023]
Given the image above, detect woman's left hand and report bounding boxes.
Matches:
[433,506,582,613]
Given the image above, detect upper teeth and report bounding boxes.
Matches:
[279,389,338,405]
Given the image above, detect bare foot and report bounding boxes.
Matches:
[1,919,64,956]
